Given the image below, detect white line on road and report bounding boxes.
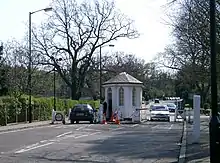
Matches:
[75,134,88,139]
[76,124,92,131]
[15,142,54,154]
[40,140,48,143]
[131,124,139,127]
[169,124,173,130]
[152,125,159,129]
[25,143,40,149]
[89,132,101,136]
[56,131,72,138]
[83,128,100,132]
[76,126,84,131]
[54,126,62,129]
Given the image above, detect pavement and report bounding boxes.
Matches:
[0,120,183,163]
[0,120,52,132]
[185,117,210,163]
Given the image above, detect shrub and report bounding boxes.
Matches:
[203,103,210,110]
[0,95,99,126]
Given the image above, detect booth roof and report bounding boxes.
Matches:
[103,72,143,85]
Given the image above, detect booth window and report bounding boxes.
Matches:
[119,87,124,106]
[132,88,136,106]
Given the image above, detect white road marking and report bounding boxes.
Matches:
[15,142,54,154]
[56,131,72,138]
[49,139,57,142]
[40,140,48,143]
[89,132,101,136]
[83,128,101,132]
[131,124,139,127]
[152,125,159,129]
[75,134,88,139]
[25,143,39,149]
[76,124,92,131]
[169,124,173,130]
[0,125,58,135]
[12,124,98,154]
[76,126,84,131]
[54,126,62,129]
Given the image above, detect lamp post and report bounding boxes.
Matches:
[209,0,220,162]
[28,7,52,123]
[53,58,62,111]
[99,44,114,104]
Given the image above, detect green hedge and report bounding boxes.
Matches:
[0,95,99,126]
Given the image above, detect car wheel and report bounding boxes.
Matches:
[76,121,79,124]
[90,120,93,124]
[70,120,74,124]
[150,118,153,121]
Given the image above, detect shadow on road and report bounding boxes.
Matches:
[83,128,182,162]
[186,127,210,162]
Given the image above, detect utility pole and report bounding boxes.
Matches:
[53,68,56,111]
[99,46,102,104]
[209,0,220,162]
[28,7,52,123]
[0,43,3,60]
[53,57,62,111]
[28,12,32,123]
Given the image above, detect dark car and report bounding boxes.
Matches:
[154,99,160,103]
[70,104,94,124]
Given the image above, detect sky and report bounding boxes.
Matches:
[0,0,173,63]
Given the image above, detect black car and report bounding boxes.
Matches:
[70,104,95,124]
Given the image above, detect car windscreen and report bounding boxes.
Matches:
[167,103,175,107]
[72,106,90,112]
[152,106,168,111]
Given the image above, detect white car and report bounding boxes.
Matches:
[150,105,170,121]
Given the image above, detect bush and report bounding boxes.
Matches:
[203,103,210,110]
[0,95,99,126]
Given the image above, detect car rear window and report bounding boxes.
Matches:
[152,106,168,111]
[72,105,94,112]
[167,103,175,107]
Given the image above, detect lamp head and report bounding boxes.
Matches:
[44,7,53,12]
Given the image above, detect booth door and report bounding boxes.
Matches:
[107,88,112,120]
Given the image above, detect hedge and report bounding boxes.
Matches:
[0,95,99,126]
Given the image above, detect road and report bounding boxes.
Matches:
[0,121,183,163]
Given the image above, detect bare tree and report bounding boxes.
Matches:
[32,0,139,100]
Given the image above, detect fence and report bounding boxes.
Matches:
[0,96,100,126]
[0,103,53,126]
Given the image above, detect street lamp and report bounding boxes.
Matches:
[53,58,62,111]
[28,7,52,123]
[99,44,115,103]
[209,0,220,162]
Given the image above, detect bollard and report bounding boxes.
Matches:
[188,110,191,123]
[51,109,56,124]
[209,115,220,162]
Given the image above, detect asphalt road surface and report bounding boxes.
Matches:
[0,121,183,163]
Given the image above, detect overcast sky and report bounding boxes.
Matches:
[0,0,173,62]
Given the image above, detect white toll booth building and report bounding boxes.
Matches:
[102,72,143,122]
